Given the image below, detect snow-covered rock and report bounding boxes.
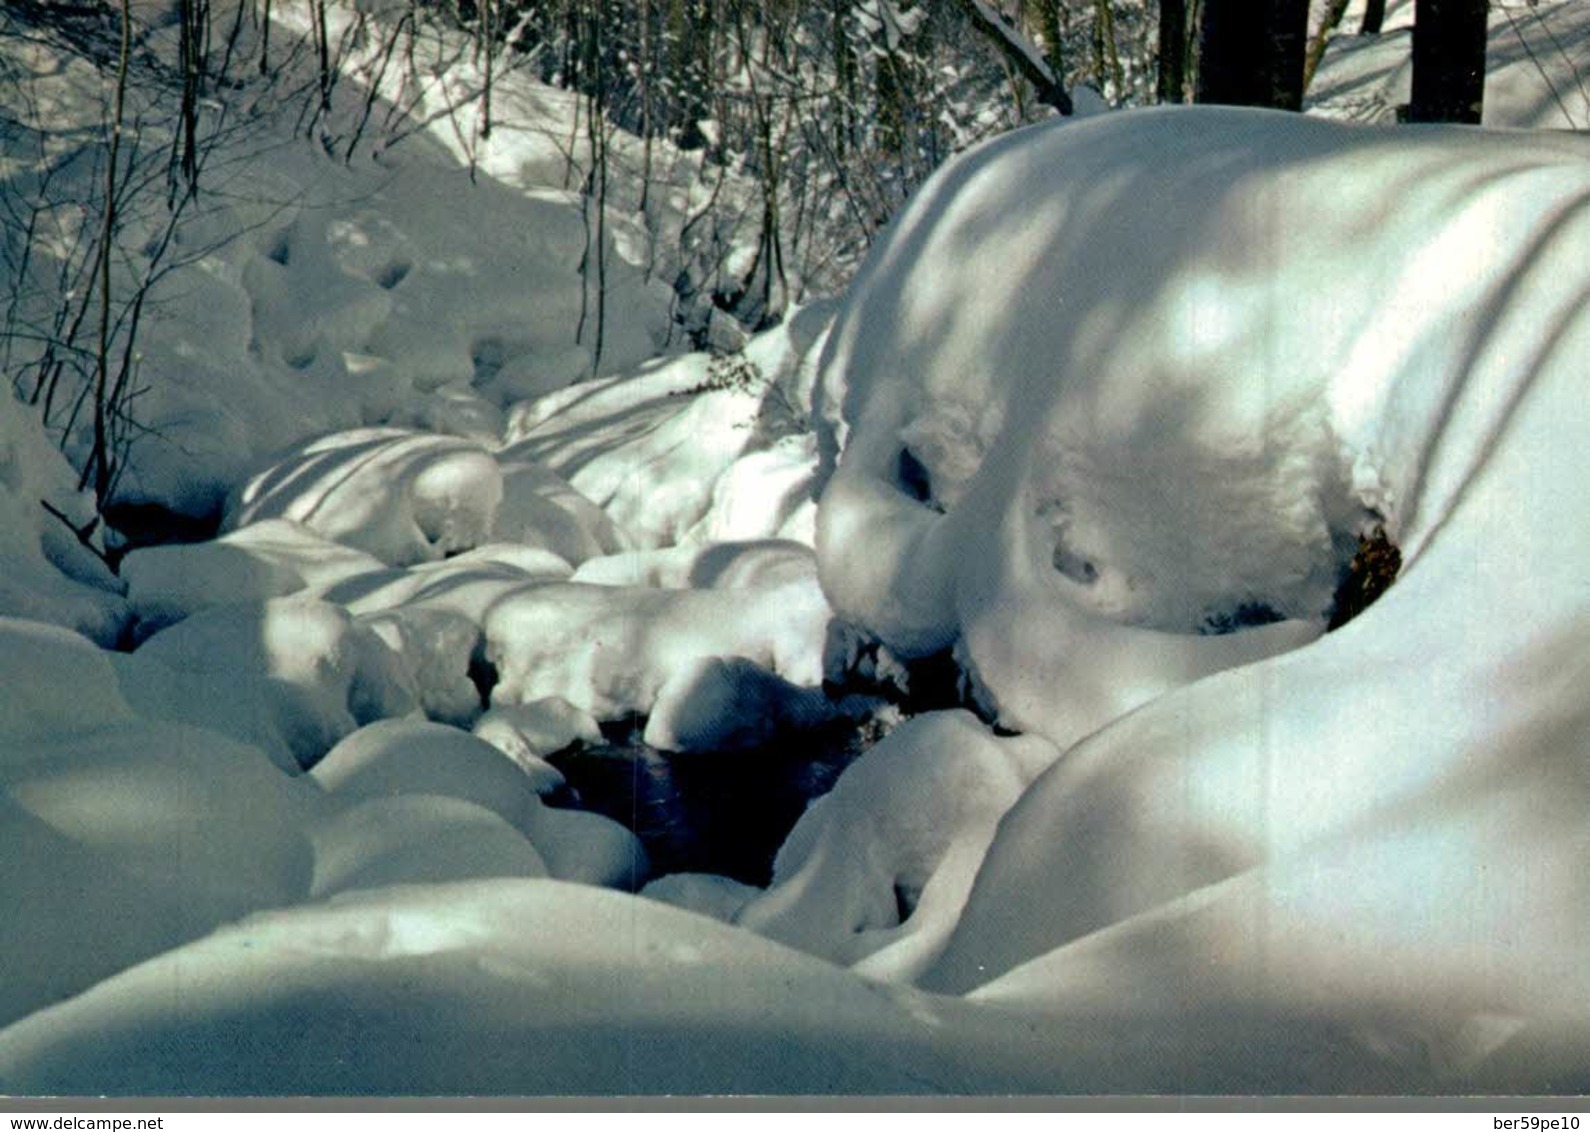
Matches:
[737,712,1058,982]
[493,460,629,566]
[122,518,387,640]
[223,429,503,567]
[483,576,832,722]
[308,794,550,898]
[0,394,127,645]
[816,105,1590,750]
[135,597,420,755]
[309,718,644,890]
[641,872,763,923]
[471,698,601,775]
[642,656,857,754]
[1,719,320,1027]
[817,105,1590,1085]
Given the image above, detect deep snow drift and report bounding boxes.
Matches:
[5,0,1590,1097]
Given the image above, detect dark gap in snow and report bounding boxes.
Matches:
[1051,540,1100,586]
[1328,524,1402,630]
[548,719,871,887]
[893,880,921,924]
[284,345,317,371]
[103,500,222,555]
[375,259,412,291]
[263,228,292,266]
[1198,600,1287,636]
[896,446,940,511]
[466,648,499,708]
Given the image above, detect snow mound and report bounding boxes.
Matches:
[136,597,420,759]
[0,880,980,1095]
[571,538,816,590]
[308,794,550,898]
[1308,1,1590,129]
[313,545,571,623]
[0,618,136,742]
[483,576,832,723]
[501,310,830,551]
[816,105,1590,749]
[0,394,127,645]
[1,719,319,1028]
[493,460,629,566]
[641,872,762,923]
[358,607,484,727]
[122,518,387,640]
[223,429,503,567]
[736,712,1058,982]
[310,718,546,828]
[471,699,601,775]
[642,656,857,754]
[811,105,1590,1086]
[309,718,644,890]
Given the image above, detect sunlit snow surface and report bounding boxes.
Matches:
[5,0,1590,1094]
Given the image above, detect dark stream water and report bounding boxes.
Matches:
[546,721,870,887]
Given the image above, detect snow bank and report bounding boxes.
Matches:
[0,879,983,1095]
[1308,1,1590,129]
[483,576,832,723]
[121,518,387,640]
[223,429,503,566]
[500,310,830,551]
[310,719,645,890]
[571,539,816,590]
[736,712,1058,982]
[0,394,127,645]
[816,105,1590,750]
[816,105,1590,1086]
[1,713,320,1028]
[493,460,629,566]
[135,597,420,760]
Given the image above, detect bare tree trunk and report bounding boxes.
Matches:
[951,0,1073,113]
[89,0,133,502]
[1360,0,1387,35]
[1407,0,1488,123]
[1303,0,1351,92]
[479,0,494,139]
[1195,0,1309,111]
[1093,0,1123,97]
[1158,0,1187,103]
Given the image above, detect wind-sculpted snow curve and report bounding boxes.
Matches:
[815,106,1590,1087]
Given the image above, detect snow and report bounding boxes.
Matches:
[5,0,1590,1098]
[815,104,1590,1085]
[736,711,1059,983]
[0,880,981,1095]
[571,538,817,590]
[121,518,387,641]
[815,105,1590,750]
[0,715,321,1029]
[223,429,505,567]
[471,699,601,774]
[309,718,646,890]
[1308,0,1590,129]
[307,795,550,899]
[136,597,421,754]
[0,394,127,646]
[483,576,833,724]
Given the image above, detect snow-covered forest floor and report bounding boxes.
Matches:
[4,0,1590,1096]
